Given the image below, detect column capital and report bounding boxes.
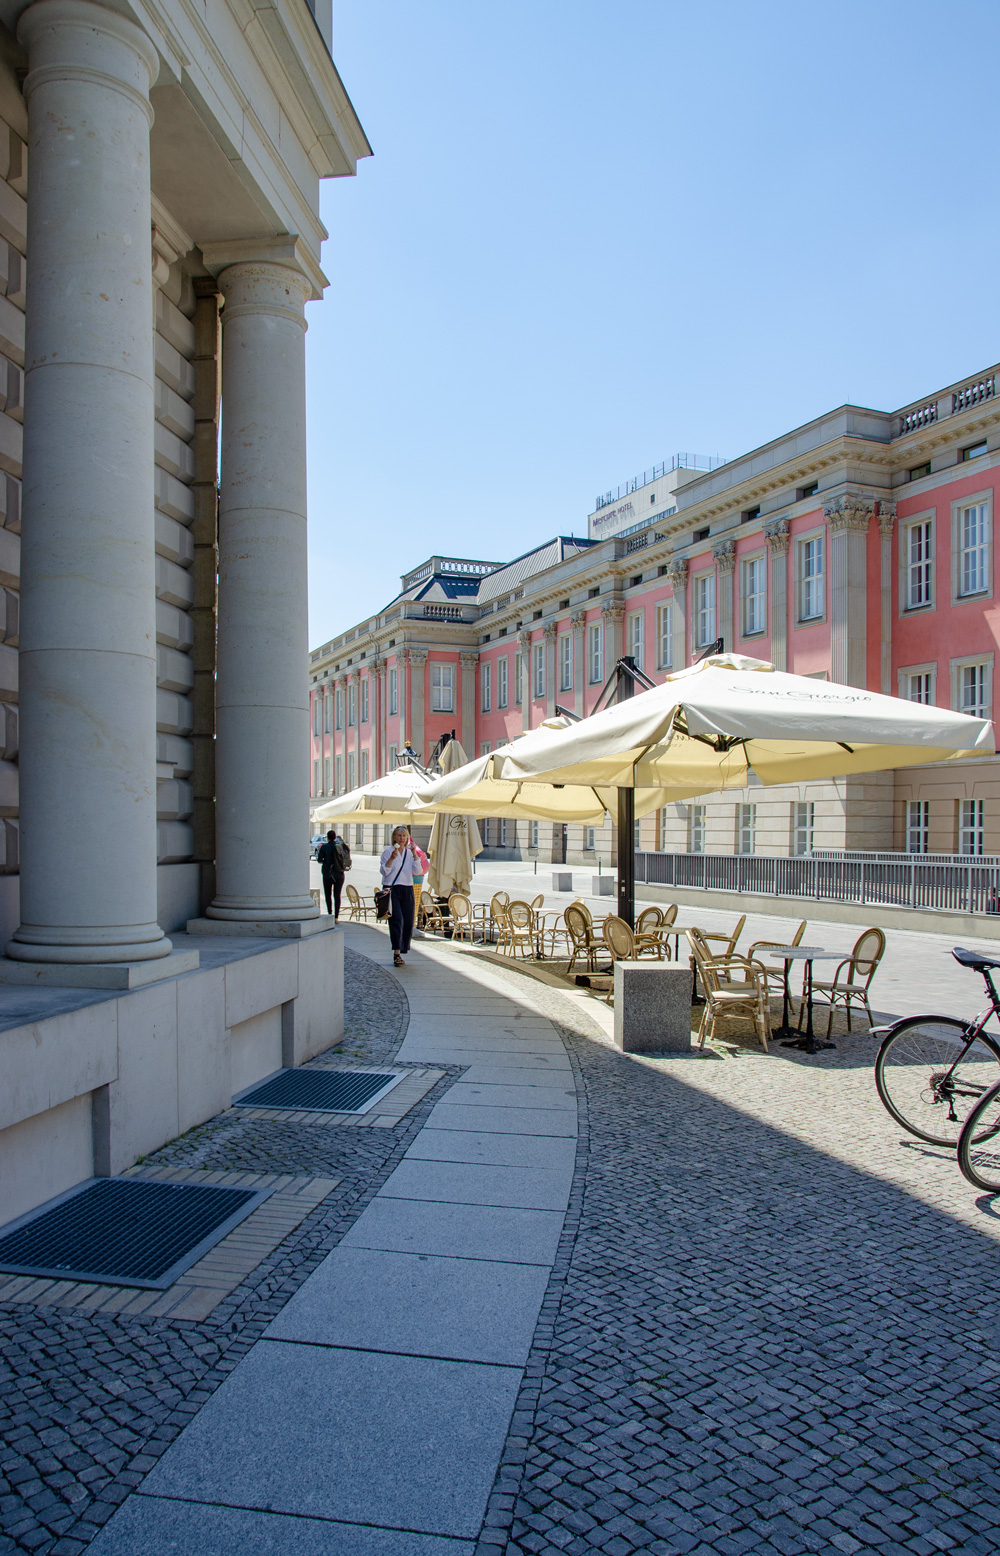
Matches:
[214,259,311,331]
[824,494,873,534]
[348,666,361,682]
[877,499,897,536]
[665,558,688,586]
[601,597,625,622]
[19,0,158,122]
[570,610,587,631]
[764,518,790,555]
[406,646,429,667]
[712,539,736,574]
[542,621,559,642]
[460,651,480,670]
[517,631,532,651]
[201,236,327,302]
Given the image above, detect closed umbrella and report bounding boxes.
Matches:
[313,765,432,825]
[424,738,483,898]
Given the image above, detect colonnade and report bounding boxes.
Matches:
[5,0,317,971]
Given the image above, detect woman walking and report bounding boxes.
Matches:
[380,825,417,967]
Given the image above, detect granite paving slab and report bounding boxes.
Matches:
[264,1245,550,1363]
[339,1194,564,1263]
[423,1100,577,1136]
[378,1157,572,1210]
[394,1036,565,1061]
[88,1495,475,1555]
[140,1341,521,1538]
[455,1062,573,1085]
[403,1127,577,1169]
[440,1080,576,1110]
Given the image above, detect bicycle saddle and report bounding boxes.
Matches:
[952,946,1000,971]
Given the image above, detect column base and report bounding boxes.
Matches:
[187,917,334,940]
[0,949,200,990]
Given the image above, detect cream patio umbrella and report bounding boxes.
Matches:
[313,765,433,825]
[424,737,483,898]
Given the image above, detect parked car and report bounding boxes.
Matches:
[309,833,325,859]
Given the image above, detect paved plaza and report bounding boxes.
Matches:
[3,889,1000,1553]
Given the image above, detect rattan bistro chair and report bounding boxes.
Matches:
[600,915,637,1003]
[634,906,671,960]
[448,892,478,943]
[564,903,603,974]
[503,900,537,959]
[800,926,886,1037]
[345,883,375,921]
[747,919,807,994]
[687,927,771,1052]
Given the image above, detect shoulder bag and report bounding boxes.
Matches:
[375,852,407,920]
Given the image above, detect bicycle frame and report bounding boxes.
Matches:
[874,966,1000,1115]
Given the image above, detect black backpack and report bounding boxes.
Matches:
[334,838,352,871]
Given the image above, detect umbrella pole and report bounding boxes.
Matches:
[615,656,639,928]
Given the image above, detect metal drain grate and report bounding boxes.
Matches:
[0,1177,270,1289]
[234,1068,402,1114]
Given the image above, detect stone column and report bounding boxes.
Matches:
[878,502,896,695]
[571,611,586,717]
[205,260,318,925]
[408,647,427,762]
[371,656,384,777]
[460,652,478,753]
[518,631,531,731]
[349,668,360,786]
[764,520,789,671]
[826,495,872,687]
[666,560,688,672]
[7,0,173,968]
[190,279,221,908]
[713,540,736,652]
[602,597,625,673]
[544,621,558,717]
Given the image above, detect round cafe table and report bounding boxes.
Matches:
[764,945,842,1054]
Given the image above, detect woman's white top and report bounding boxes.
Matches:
[380,844,416,886]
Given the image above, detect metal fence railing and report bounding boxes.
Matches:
[635,851,1000,916]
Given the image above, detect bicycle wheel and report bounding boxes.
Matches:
[958,1081,1000,1191]
[875,1016,1000,1146]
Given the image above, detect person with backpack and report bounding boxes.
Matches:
[317,829,351,919]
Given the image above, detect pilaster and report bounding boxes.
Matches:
[518,630,531,731]
[190,278,221,908]
[825,495,873,688]
[666,560,688,672]
[571,611,586,718]
[543,621,558,717]
[878,502,896,695]
[460,652,478,754]
[764,520,789,671]
[407,647,428,762]
[601,597,625,673]
[713,540,736,653]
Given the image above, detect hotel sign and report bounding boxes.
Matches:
[589,499,635,539]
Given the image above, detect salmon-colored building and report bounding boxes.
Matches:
[309,362,1000,863]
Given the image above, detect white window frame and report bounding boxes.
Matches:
[533,641,545,700]
[792,800,814,856]
[559,633,572,692]
[481,660,492,713]
[741,554,766,637]
[529,820,539,849]
[335,689,344,730]
[584,826,596,852]
[360,750,369,786]
[951,654,992,721]
[588,623,604,684]
[388,668,398,717]
[387,743,397,774]
[335,756,343,793]
[693,571,716,649]
[959,797,985,857]
[313,697,321,736]
[628,610,644,671]
[347,683,356,726]
[497,656,508,708]
[906,798,929,855]
[312,758,319,794]
[430,661,454,713]
[656,602,673,669]
[346,753,355,791]
[361,679,369,723]
[737,802,756,856]
[901,514,935,613]
[324,755,331,792]
[797,531,825,622]
[952,494,992,602]
[898,662,936,706]
[688,804,706,855]
[514,651,523,705]
[480,741,491,757]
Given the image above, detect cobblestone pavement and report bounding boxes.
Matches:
[463,954,1000,1556]
[0,946,452,1556]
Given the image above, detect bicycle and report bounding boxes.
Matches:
[874,947,1000,1147]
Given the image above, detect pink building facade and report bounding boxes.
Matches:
[309,363,1000,863]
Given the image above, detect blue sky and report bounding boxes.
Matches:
[306,0,1000,648]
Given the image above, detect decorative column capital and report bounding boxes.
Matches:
[348,667,361,682]
[202,235,326,303]
[370,656,383,674]
[406,647,429,668]
[570,610,587,631]
[517,631,532,652]
[19,0,158,122]
[824,495,873,534]
[542,621,559,642]
[215,260,311,332]
[764,518,790,555]
[665,558,688,587]
[601,598,625,622]
[712,539,737,574]
[877,500,897,537]
[460,652,479,671]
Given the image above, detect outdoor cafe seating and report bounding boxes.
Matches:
[687,926,771,1051]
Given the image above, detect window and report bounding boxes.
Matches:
[498,819,508,846]
[633,819,641,852]
[480,741,491,756]
[335,756,343,793]
[361,680,369,722]
[740,507,759,524]
[958,503,990,597]
[688,804,706,854]
[559,634,572,692]
[584,826,596,851]
[387,744,397,774]
[514,652,523,704]
[909,463,931,482]
[388,668,398,717]
[656,603,673,669]
[628,611,644,670]
[742,556,766,636]
[481,661,492,712]
[360,750,369,786]
[529,820,539,849]
[347,683,356,726]
[346,754,355,791]
[693,573,716,648]
[959,798,984,856]
[498,656,508,708]
[430,662,454,712]
[737,803,756,855]
[335,690,344,729]
[792,800,814,856]
[958,660,989,719]
[905,519,934,609]
[962,441,988,461]
[905,669,934,704]
[797,483,818,500]
[800,536,824,620]
[324,756,331,792]
[588,623,604,683]
[694,525,710,541]
[533,641,545,699]
[313,698,321,736]
[312,758,319,794]
[907,799,929,855]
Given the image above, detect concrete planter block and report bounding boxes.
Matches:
[552,872,573,892]
[592,876,614,896]
[613,962,691,1054]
